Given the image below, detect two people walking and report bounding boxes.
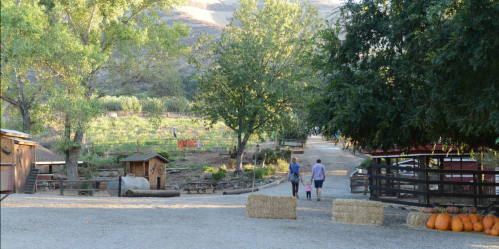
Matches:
[288,158,326,201]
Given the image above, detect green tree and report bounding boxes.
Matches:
[28,0,189,183]
[309,0,499,152]
[191,0,323,172]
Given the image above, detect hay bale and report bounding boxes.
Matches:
[406,212,433,227]
[246,194,297,219]
[332,199,384,225]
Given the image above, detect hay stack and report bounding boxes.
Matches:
[406,212,433,227]
[246,194,297,219]
[332,199,384,225]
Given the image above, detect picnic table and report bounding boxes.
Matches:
[183,182,228,194]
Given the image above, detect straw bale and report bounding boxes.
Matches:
[333,212,384,226]
[246,194,297,219]
[406,212,433,227]
[332,205,384,215]
[333,199,384,208]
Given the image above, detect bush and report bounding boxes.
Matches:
[276,158,289,171]
[121,96,142,113]
[358,157,373,168]
[211,169,226,181]
[243,165,254,173]
[276,149,292,162]
[219,165,228,173]
[158,151,170,161]
[100,96,122,111]
[165,96,191,113]
[203,166,214,172]
[141,97,164,112]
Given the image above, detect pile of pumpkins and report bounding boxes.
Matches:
[424,206,499,236]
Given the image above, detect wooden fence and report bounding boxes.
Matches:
[367,163,499,210]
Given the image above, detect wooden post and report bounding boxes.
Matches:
[137,139,140,152]
[118,176,122,197]
[49,165,53,174]
[417,155,427,204]
[60,178,63,196]
[439,156,444,194]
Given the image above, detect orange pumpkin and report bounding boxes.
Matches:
[485,228,491,235]
[446,206,460,214]
[427,215,437,229]
[458,213,465,219]
[448,216,453,230]
[435,214,451,231]
[491,228,499,236]
[493,222,499,230]
[483,216,495,230]
[451,219,463,232]
[473,222,484,232]
[463,221,473,232]
[469,214,478,223]
[461,216,471,223]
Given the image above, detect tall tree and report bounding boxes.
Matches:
[309,0,499,152]
[191,0,323,172]
[31,0,189,183]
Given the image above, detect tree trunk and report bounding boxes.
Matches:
[63,113,84,188]
[235,133,249,174]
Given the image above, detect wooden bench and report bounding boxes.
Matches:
[350,176,369,195]
[183,186,207,194]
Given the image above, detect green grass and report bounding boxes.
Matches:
[85,116,262,153]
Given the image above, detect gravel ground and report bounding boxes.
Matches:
[1,136,498,248]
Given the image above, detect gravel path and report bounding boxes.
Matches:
[1,136,497,248]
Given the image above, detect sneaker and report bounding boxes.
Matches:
[296,193,299,199]
[317,197,321,201]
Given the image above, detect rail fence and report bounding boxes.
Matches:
[367,163,499,210]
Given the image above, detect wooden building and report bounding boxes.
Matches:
[1,129,39,193]
[120,154,169,190]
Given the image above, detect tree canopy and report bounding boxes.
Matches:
[191,0,323,171]
[309,0,499,152]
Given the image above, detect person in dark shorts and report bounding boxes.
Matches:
[310,159,326,201]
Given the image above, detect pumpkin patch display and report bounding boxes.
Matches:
[451,219,463,232]
[435,214,451,231]
[446,206,460,214]
[426,215,437,229]
[473,222,484,232]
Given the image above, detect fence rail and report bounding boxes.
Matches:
[367,163,499,209]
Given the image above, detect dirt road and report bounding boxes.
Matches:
[1,136,497,248]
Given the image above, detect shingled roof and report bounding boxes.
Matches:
[36,146,64,162]
[120,154,169,163]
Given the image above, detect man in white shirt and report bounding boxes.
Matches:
[310,159,326,201]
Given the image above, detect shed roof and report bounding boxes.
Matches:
[120,154,169,163]
[36,146,64,162]
[1,128,33,139]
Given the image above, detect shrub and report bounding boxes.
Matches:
[165,96,191,113]
[141,97,164,112]
[276,149,292,162]
[243,165,254,173]
[121,96,142,113]
[203,166,214,172]
[211,169,226,181]
[358,157,373,168]
[276,158,289,171]
[100,96,122,111]
[158,151,171,161]
[219,165,228,173]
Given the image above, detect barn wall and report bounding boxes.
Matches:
[1,137,15,164]
[14,144,36,193]
[148,157,165,190]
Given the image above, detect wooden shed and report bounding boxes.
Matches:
[120,154,169,190]
[1,128,39,193]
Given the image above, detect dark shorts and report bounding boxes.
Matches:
[314,180,323,188]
